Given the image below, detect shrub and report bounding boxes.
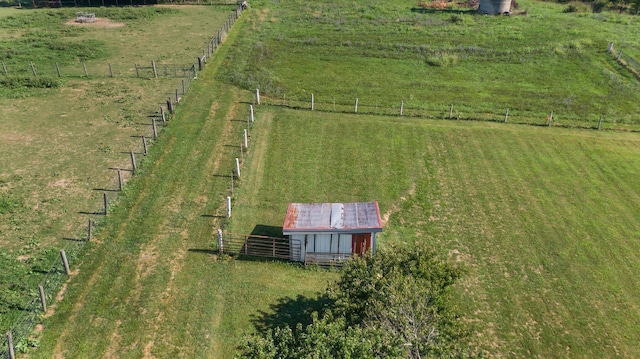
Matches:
[592,0,607,13]
[0,75,61,89]
[563,4,579,12]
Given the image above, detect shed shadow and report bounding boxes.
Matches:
[250,293,334,332]
[188,248,216,255]
[251,224,284,238]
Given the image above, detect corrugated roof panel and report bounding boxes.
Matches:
[283,202,382,234]
[330,203,344,229]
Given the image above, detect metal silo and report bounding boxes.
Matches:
[478,0,512,14]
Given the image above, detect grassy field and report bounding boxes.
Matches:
[230,108,640,357]
[4,0,640,358]
[221,0,640,128]
[226,1,640,356]
[0,4,234,332]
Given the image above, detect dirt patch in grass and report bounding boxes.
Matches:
[65,18,125,28]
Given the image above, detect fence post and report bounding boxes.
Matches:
[130,151,137,173]
[60,249,70,275]
[504,108,509,123]
[88,219,93,241]
[235,158,241,178]
[198,57,203,71]
[135,64,140,78]
[400,100,403,116]
[2,61,7,75]
[598,115,603,130]
[55,63,61,77]
[255,88,260,105]
[244,129,248,149]
[227,196,232,218]
[142,136,148,155]
[218,229,224,253]
[617,50,623,60]
[109,63,113,78]
[311,93,314,110]
[38,284,47,312]
[182,79,186,95]
[548,111,553,126]
[607,42,614,52]
[103,192,108,215]
[117,169,123,191]
[151,60,157,78]
[355,98,358,113]
[250,105,254,122]
[30,62,37,76]
[175,89,179,103]
[167,98,173,114]
[7,332,15,359]
[449,104,453,119]
[83,63,88,77]
[160,107,166,124]
[152,119,158,139]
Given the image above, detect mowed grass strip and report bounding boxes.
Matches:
[230,107,640,357]
[32,23,332,359]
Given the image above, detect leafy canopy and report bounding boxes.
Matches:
[237,243,476,359]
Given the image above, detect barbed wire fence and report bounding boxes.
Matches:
[1,4,243,358]
[256,90,640,132]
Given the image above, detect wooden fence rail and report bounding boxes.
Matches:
[221,234,302,262]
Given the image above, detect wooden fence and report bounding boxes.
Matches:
[219,233,302,262]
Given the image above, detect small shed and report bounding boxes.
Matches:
[283,202,383,265]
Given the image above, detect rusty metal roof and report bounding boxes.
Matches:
[283,202,383,234]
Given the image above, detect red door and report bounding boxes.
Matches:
[352,233,372,256]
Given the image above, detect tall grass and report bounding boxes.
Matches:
[219,0,640,125]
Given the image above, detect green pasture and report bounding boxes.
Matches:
[4,0,640,358]
[0,4,234,331]
[230,108,640,357]
[221,0,640,127]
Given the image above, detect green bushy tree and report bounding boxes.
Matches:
[237,243,475,359]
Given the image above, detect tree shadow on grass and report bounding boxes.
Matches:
[250,293,334,332]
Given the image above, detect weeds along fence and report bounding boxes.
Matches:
[1,5,244,359]
[257,92,640,132]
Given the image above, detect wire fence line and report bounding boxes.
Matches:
[19,0,240,9]
[257,92,640,132]
[0,61,201,79]
[1,5,244,358]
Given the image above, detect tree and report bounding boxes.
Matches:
[237,243,474,359]
[330,243,468,358]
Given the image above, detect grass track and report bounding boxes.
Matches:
[32,20,335,358]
